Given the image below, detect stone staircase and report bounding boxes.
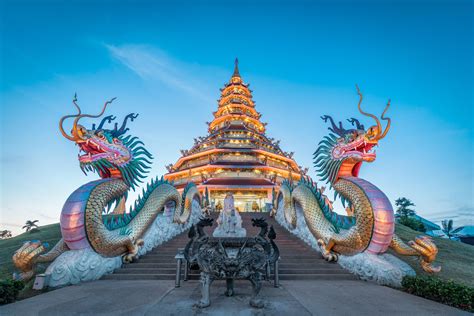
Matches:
[103,212,356,281]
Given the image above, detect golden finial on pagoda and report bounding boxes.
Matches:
[233,58,240,78]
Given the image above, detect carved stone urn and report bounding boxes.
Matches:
[184,217,279,308]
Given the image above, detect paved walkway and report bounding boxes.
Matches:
[0,279,467,315]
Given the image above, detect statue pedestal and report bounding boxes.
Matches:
[212,226,246,238]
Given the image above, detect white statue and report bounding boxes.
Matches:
[213,193,246,237]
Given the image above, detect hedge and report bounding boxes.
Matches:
[402,275,473,312]
[0,278,24,305]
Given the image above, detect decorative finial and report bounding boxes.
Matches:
[233,57,240,77]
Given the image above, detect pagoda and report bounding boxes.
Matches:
[164,59,305,212]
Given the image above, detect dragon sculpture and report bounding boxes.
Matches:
[13,95,201,281]
[276,86,440,273]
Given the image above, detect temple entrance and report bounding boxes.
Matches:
[211,190,268,212]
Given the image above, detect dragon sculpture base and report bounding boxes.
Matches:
[184,218,279,308]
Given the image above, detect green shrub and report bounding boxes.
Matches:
[402,275,473,312]
[0,278,24,305]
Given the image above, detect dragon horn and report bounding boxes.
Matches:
[96,115,117,130]
[376,99,391,140]
[321,115,347,137]
[347,118,364,130]
[71,97,116,139]
[114,113,139,137]
[355,84,382,137]
[59,93,82,141]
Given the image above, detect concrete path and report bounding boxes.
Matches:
[0,279,468,315]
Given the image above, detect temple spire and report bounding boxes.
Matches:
[232,58,240,78]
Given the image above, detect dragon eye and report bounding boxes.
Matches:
[95,132,106,141]
[113,138,120,144]
[76,126,87,138]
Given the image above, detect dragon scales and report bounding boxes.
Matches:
[275,86,440,273]
[12,95,202,281]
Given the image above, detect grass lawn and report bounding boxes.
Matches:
[0,224,61,280]
[391,223,474,288]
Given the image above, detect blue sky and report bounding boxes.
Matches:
[1,0,472,235]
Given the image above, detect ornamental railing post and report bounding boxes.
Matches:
[184,259,189,281]
[174,248,185,287]
[273,258,280,288]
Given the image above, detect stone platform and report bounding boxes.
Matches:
[1,279,466,315]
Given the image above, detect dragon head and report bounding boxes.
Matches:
[59,94,152,189]
[314,85,391,185]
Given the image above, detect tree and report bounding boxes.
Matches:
[442,219,454,239]
[395,198,416,218]
[22,220,39,232]
[0,230,12,239]
[399,217,426,233]
[395,197,425,232]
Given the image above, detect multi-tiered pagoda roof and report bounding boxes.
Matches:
[164,59,305,211]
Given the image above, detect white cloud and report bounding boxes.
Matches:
[105,44,215,103]
[428,205,474,227]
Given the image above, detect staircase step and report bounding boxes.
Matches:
[102,274,178,280]
[103,273,356,281]
[114,268,347,275]
[113,268,179,274]
[123,263,178,269]
[277,269,350,274]
[124,263,338,270]
[279,274,357,280]
[278,263,339,268]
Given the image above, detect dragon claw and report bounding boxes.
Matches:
[317,239,338,262]
[122,239,145,263]
[421,260,441,273]
[411,236,441,273]
[136,239,144,247]
[12,240,48,281]
[122,254,134,263]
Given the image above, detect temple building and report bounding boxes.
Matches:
[164,59,306,212]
